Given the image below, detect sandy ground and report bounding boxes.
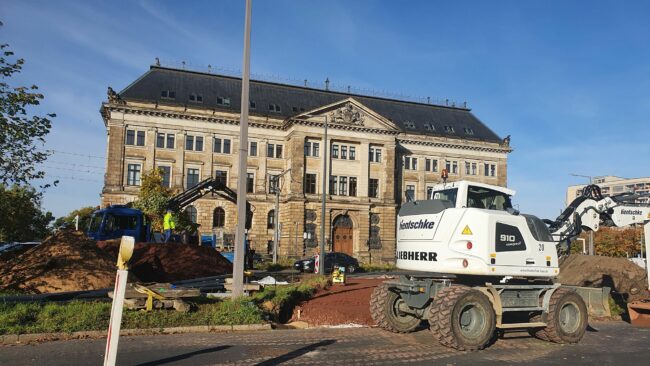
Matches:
[291,278,385,326]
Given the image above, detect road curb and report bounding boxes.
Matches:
[0,323,272,345]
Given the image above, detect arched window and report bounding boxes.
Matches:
[267,210,275,230]
[185,205,198,224]
[213,207,225,228]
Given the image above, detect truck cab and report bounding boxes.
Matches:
[87,205,150,242]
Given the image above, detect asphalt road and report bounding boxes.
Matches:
[1,321,649,365]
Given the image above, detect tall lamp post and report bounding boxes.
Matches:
[570,173,594,255]
[233,0,253,297]
[303,114,328,274]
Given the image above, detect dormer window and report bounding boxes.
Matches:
[189,93,203,103]
[424,123,435,131]
[250,101,256,109]
[217,97,231,106]
[463,127,474,135]
[161,90,176,99]
[269,103,281,112]
[444,125,455,133]
[405,121,416,129]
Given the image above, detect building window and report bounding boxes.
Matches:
[405,184,416,201]
[137,131,145,146]
[189,93,203,103]
[268,103,281,112]
[250,101,256,109]
[405,121,416,129]
[305,173,317,194]
[166,134,175,149]
[157,133,175,149]
[126,129,145,146]
[369,147,382,163]
[446,160,458,174]
[161,90,176,99]
[444,125,455,133]
[484,163,497,177]
[427,186,434,199]
[465,162,478,176]
[339,176,348,196]
[329,176,357,196]
[159,166,171,187]
[349,177,357,197]
[404,156,417,170]
[267,143,283,158]
[472,162,477,175]
[213,207,225,228]
[332,143,356,160]
[267,210,275,229]
[127,164,141,186]
[185,205,197,224]
[186,168,200,188]
[426,158,438,172]
[185,135,203,151]
[268,175,279,194]
[215,170,228,186]
[250,141,257,156]
[213,137,231,154]
[304,141,320,157]
[424,123,435,132]
[369,178,379,198]
[216,97,231,106]
[464,127,474,135]
[247,173,254,193]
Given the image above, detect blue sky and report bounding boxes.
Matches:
[2,0,649,220]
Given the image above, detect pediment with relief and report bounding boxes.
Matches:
[294,98,399,132]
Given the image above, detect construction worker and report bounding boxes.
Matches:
[163,209,175,243]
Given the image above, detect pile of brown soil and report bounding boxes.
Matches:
[0,230,118,293]
[559,254,649,302]
[97,241,232,282]
[290,278,385,326]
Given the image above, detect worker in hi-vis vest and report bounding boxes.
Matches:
[163,209,175,243]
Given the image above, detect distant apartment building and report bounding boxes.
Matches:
[566,176,650,205]
[100,65,512,263]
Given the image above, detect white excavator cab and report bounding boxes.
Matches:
[397,181,559,277]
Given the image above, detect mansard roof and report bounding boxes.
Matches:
[118,66,503,143]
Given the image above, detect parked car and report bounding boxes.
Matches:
[293,252,359,274]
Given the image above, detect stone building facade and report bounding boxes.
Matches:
[100,66,512,264]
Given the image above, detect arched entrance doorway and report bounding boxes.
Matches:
[332,215,353,255]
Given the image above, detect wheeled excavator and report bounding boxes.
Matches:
[370,180,650,351]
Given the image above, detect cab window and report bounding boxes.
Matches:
[432,188,458,205]
[467,186,512,211]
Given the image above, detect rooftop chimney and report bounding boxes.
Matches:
[325,77,330,91]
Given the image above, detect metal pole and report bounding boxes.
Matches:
[320,116,328,275]
[273,184,280,264]
[232,0,252,297]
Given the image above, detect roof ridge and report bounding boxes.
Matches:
[148,65,472,112]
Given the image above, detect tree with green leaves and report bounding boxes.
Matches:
[52,206,98,231]
[132,168,197,234]
[0,184,54,242]
[0,39,55,185]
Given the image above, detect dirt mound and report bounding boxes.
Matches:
[559,254,649,302]
[290,278,385,326]
[0,230,118,293]
[97,241,232,282]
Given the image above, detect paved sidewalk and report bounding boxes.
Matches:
[1,321,649,365]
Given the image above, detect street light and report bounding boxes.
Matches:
[570,173,594,255]
[302,114,328,275]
